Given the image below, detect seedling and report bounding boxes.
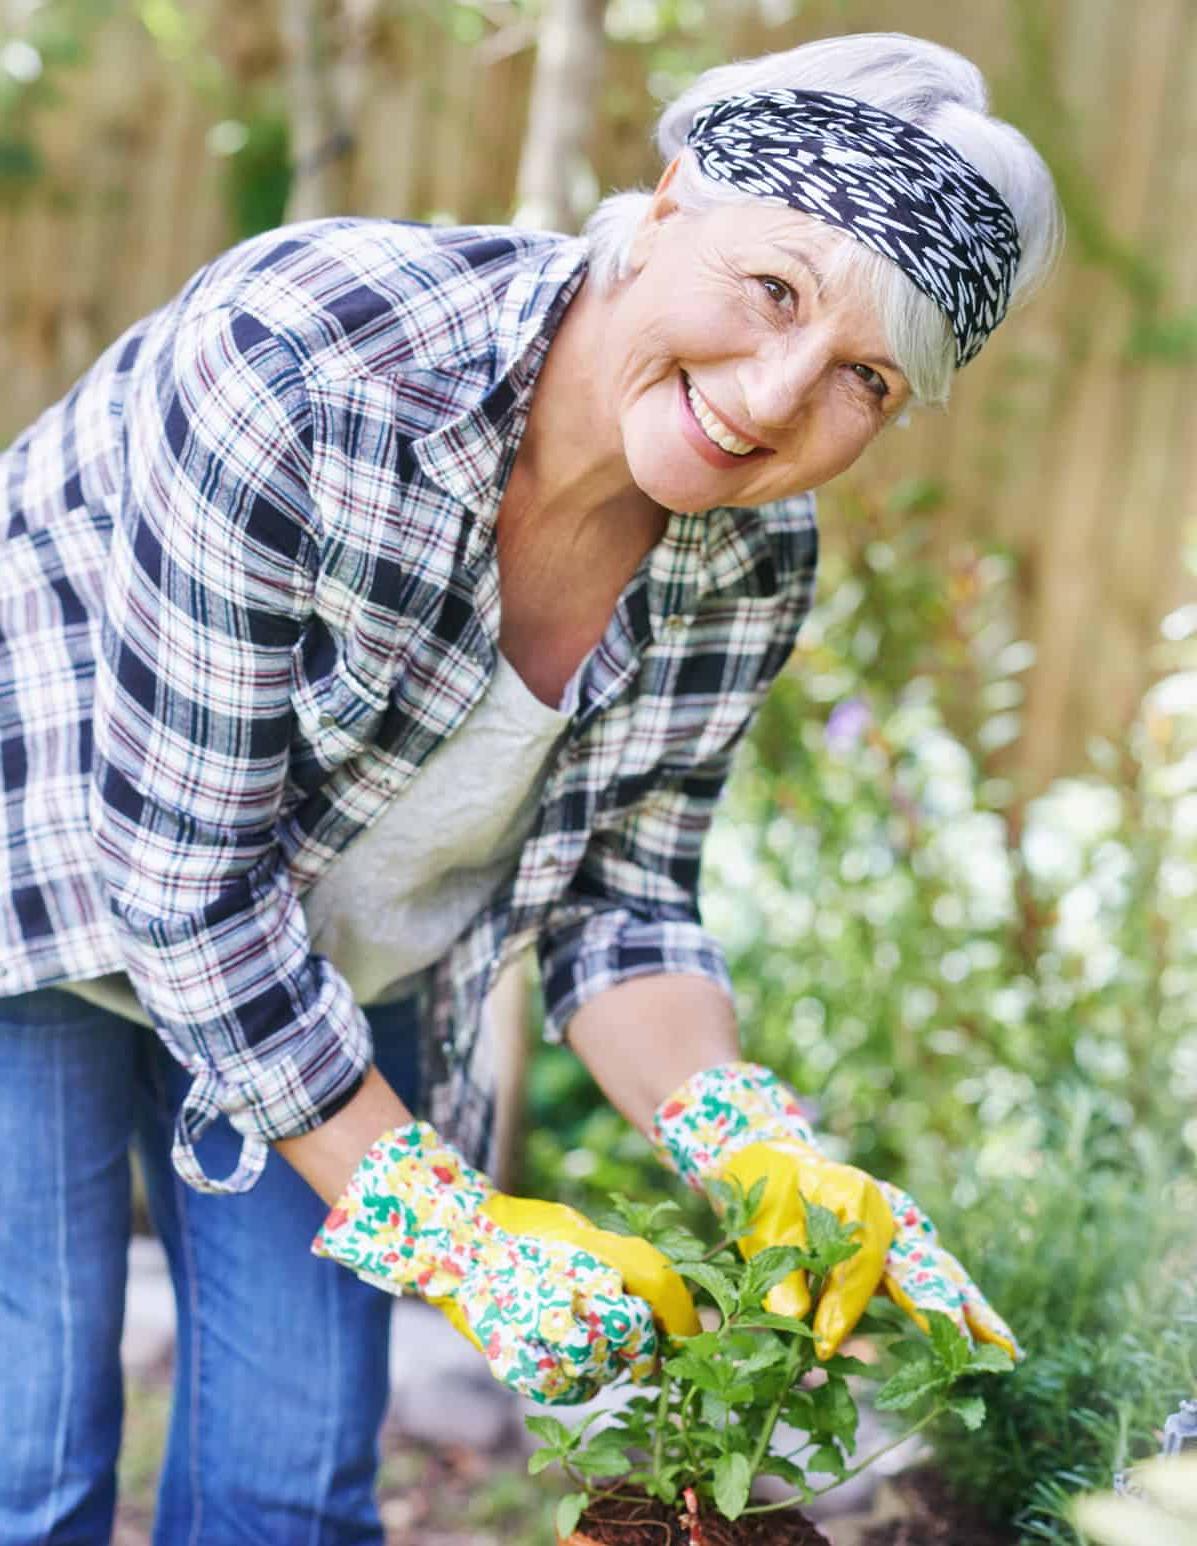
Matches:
[527,1179,1014,1541]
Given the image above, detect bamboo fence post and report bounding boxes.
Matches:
[512,0,606,232]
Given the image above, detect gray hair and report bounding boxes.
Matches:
[583,33,1063,406]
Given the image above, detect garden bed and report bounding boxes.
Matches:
[566,1489,828,1544]
[826,1468,1015,1546]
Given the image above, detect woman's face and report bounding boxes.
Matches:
[603,190,915,513]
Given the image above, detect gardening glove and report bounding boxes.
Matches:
[312,1120,700,1405]
[651,1061,1021,1362]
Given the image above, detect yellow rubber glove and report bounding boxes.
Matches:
[652,1061,1020,1361]
[717,1139,892,1359]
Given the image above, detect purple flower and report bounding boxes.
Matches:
[825,697,873,752]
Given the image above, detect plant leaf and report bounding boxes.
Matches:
[811,1377,859,1445]
[809,1443,845,1478]
[651,1474,679,1505]
[733,1331,790,1377]
[527,1450,560,1475]
[654,1224,709,1262]
[571,1444,632,1478]
[782,1388,817,1428]
[760,1453,810,1491]
[803,1199,862,1269]
[713,1452,752,1521]
[676,1261,738,1322]
[524,1415,576,1451]
[745,1175,768,1221]
[966,1343,1015,1375]
[663,1351,734,1395]
[743,1245,815,1303]
[734,1310,814,1336]
[556,1493,586,1539]
[820,1353,873,1377]
[948,1394,987,1431]
[926,1311,972,1376]
[874,1355,949,1411]
[853,1308,908,1336]
[705,1175,742,1218]
[598,1192,649,1236]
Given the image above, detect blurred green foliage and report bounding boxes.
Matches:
[523,479,1197,1542]
[0,0,114,200]
[217,109,292,243]
[927,1103,1196,1542]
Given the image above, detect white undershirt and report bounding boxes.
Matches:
[64,653,574,1024]
[303,651,572,1004]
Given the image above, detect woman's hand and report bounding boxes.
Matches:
[651,1061,1020,1361]
[312,1122,699,1404]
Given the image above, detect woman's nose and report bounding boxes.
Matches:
[737,338,825,433]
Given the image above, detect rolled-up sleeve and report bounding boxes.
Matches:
[537,747,741,1042]
[88,303,370,1193]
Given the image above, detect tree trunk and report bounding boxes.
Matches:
[512,0,606,232]
[278,0,359,220]
[487,0,608,1192]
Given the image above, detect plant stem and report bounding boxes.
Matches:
[562,1466,646,1507]
[744,1331,808,1488]
[739,1404,946,1516]
[652,1368,672,1486]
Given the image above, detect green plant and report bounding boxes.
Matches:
[526,1180,1013,1541]
[916,1092,1197,1545]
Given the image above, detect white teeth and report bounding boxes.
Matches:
[685,377,757,456]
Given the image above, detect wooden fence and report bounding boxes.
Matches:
[2,0,1195,791]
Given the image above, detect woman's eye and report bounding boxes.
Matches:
[755,275,794,307]
[851,362,888,399]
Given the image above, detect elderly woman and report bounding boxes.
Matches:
[0,29,1060,1545]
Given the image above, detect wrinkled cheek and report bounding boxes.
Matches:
[810,418,883,486]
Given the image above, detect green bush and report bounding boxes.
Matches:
[921,1097,1197,1542]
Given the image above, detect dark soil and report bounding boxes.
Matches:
[857,1469,1017,1546]
[572,1492,829,1545]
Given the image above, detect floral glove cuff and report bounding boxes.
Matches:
[312,1120,495,1294]
[650,1060,818,1192]
[878,1180,1023,1358]
[311,1122,662,1403]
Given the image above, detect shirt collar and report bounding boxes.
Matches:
[412,236,590,563]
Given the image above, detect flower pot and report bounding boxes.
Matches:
[558,1487,830,1545]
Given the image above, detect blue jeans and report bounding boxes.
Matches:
[0,986,425,1546]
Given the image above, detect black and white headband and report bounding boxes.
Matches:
[685,89,1021,367]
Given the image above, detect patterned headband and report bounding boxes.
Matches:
[684,88,1021,367]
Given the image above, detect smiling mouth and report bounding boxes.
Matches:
[681,372,767,458]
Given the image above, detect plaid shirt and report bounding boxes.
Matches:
[0,218,817,1192]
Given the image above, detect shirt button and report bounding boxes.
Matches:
[319,713,337,729]
[665,614,687,634]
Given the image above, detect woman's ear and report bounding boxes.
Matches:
[627,153,686,273]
